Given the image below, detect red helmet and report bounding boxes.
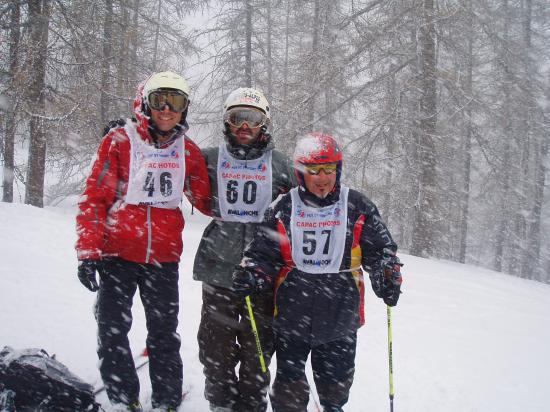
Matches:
[294,132,342,165]
[293,132,343,189]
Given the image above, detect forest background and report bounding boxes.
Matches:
[1,0,549,283]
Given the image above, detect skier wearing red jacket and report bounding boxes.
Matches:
[75,71,210,412]
[232,133,403,412]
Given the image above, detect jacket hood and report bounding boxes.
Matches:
[133,80,151,138]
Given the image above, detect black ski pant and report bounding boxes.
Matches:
[95,258,183,408]
[197,284,274,411]
[271,332,357,412]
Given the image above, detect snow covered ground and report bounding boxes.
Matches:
[1,201,549,412]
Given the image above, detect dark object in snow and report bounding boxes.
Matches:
[101,118,126,137]
[0,346,99,411]
[231,266,272,297]
[0,384,17,412]
[77,259,100,292]
[369,249,403,307]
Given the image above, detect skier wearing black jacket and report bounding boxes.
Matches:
[192,88,295,412]
[232,132,403,412]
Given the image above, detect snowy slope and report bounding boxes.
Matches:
[1,201,549,412]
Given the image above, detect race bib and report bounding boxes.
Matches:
[290,186,349,274]
[217,144,273,222]
[124,123,185,209]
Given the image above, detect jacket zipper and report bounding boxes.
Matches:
[146,205,152,263]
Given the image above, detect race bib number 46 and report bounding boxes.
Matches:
[125,124,185,208]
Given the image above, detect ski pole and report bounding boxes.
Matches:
[387,305,394,412]
[245,295,267,373]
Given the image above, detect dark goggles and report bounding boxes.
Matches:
[303,163,338,175]
[224,107,267,128]
[148,90,189,113]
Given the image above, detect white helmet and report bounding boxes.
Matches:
[143,71,190,101]
[223,87,270,122]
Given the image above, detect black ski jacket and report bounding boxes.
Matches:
[242,185,397,346]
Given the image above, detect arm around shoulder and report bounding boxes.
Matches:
[272,150,297,193]
[184,137,212,216]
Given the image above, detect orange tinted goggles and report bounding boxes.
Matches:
[148,90,189,112]
[224,107,267,128]
[303,163,338,175]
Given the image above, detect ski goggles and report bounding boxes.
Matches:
[148,90,189,113]
[224,107,267,128]
[303,163,338,175]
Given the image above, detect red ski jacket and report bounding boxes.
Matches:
[76,85,211,264]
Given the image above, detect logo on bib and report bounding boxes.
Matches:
[303,258,332,266]
[295,207,339,219]
[228,209,259,217]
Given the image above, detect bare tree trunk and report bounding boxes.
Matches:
[515,0,533,277]
[282,1,290,107]
[2,1,20,203]
[494,0,514,272]
[152,0,162,71]
[266,0,273,97]
[306,0,321,124]
[383,72,396,222]
[25,0,51,208]
[123,0,140,115]
[526,126,547,280]
[100,0,113,125]
[117,0,130,115]
[410,0,438,258]
[244,0,253,86]
[321,2,334,131]
[459,0,474,263]
[129,0,140,80]
[522,0,546,281]
[494,135,511,272]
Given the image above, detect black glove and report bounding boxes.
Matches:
[369,250,403,307]
[102,119,126,136]
[77,259,100,292]
[232,266,271,298]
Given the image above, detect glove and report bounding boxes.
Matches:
[102,119,126,136]
[77,260,100,292]
[369,250,403,307]
[232,266,271,298]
